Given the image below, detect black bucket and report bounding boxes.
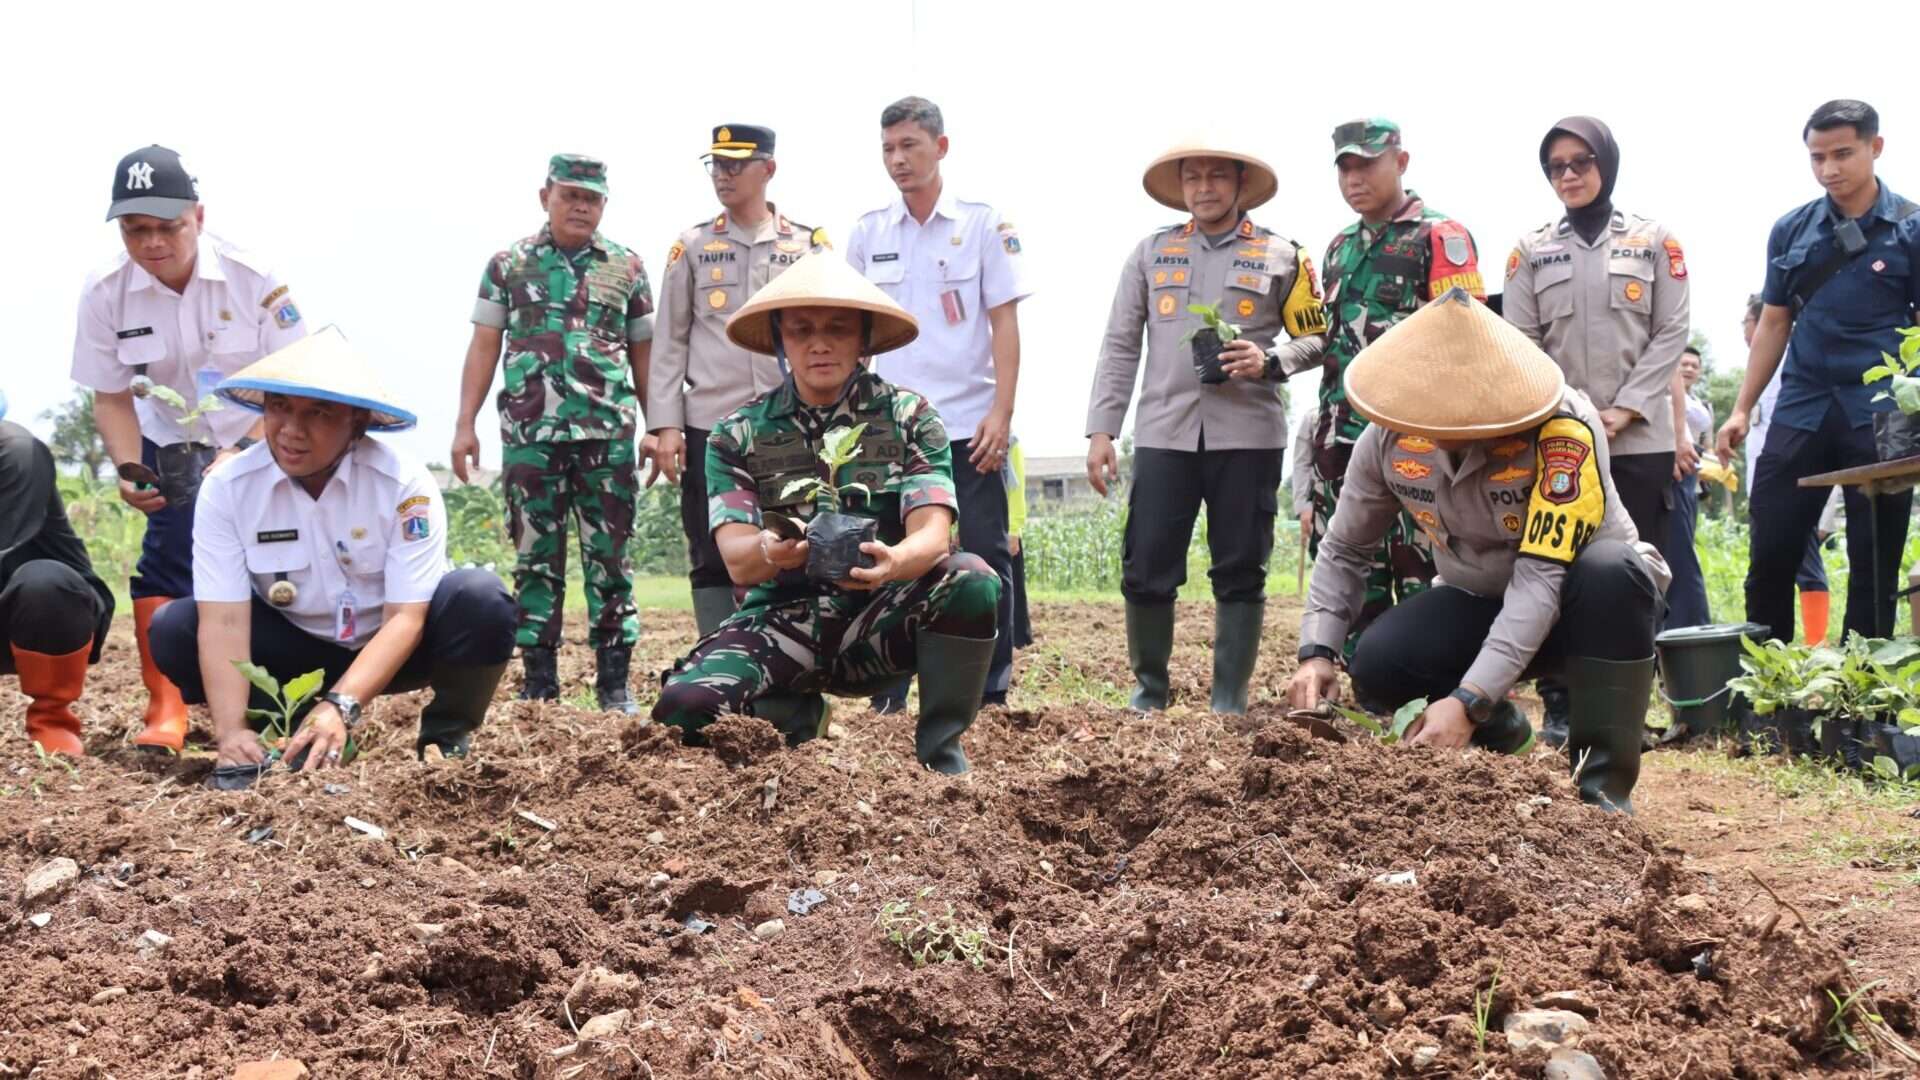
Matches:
[1655,622,1769,738]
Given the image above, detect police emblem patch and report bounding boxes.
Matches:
[1157,294,1176,316]
[709,289,728,309]
[1539,434,1590,505]
[1395,435,1434,455]
[1490,463,1534,485]
[1502,512,1522,534]
[1237,298,1255,317]
[1391,458,1433,481]
[1624,280,1643,302]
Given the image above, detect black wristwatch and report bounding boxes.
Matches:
[322,691,364,729]
[1298,644,1341,666]
[1448,687,1495,726]
[233,436,259,452]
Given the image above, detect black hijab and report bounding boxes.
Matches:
[1539,116,1618,243]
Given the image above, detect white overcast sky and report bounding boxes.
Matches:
[3,0,1913,464]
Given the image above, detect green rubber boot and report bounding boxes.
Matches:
[914,631,995,775]
[1126,602,1175,712]
[691,587,737,638]
[417,661,509,759]
[752,692,831,748]
[1210,600,1264,715]
[1471,701,1536,755]
[1565,654,1654,813]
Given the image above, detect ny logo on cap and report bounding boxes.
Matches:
[127,162,155,190]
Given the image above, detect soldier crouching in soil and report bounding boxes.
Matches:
[651,256,1000,775]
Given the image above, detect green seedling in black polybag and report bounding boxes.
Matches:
[778,424,881,582]
[232,661,352,767]
[1180,300,1242,386]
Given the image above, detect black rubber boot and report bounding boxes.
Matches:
[870,678,910,715]
[518,646,558,701]
[1126,602,1175,712]
[914,631,994,775]
[1537,677,1570,749]
[1209,600,1264,715]
[691,587,736,638]
[1565,655,1653,813]
[1470,701,1536,755]
[417,661,508,759]
[595,645,639,715]
[752,693,830,747]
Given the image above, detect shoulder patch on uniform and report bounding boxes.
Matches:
[1519,417,1604,565]
[667,241,684,266]
[1505,248,1523,282]
[1282,253,1329,337]
[260,284,290,310]
[1663,237,1688,279]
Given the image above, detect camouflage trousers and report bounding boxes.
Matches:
[501,438,638,650]
[1309,410,1436,662]
[652,552,999,732]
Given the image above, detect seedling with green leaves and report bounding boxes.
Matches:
[876,887,1005,970]
[231,661,351,765]
[133,380,225,445]
[779,423,873,513]
[1472,962,1501,1057]
[1862,326,1920,414]
[1179,301,1242,346]
[1330,698,1426,744]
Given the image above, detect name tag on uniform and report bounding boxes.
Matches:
[256,529,300,543]
[871,252,900,263]
[116,327,155,339]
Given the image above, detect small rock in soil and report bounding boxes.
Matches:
[136,929,173,955]
[1503,1009,1590,1052]
[89,987,127,1005]
[813,870,840,886]
[647,872,671,891]
[682,915,715,934]
[854,800,872,816]
[566,967,642,1017]
[753,918,785,941]
[410,922,445,943]
[245,827,274,844]
[827,722,848,739]
[787,888,827,916]
[646,831,665,845]
[1534,990,1598,1017]
[577,1009,631,1040]
[28,913,52,929]
[322,783,350,795]
[1368,989,1407,1026]
[516,810,558,832]
[1372,870,1418,887]
[1411,1045,1440,1069]
[1673,893,1710,914]
[21,857,80,904]
[232,1062,310,1080]
[1299,973,1320,991]
[1545,1047,1608,1080]
[434,855,477,877]
[343,817,387,841]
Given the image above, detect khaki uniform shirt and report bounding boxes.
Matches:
[1302,389,1670,700]
[1502,211,1691,458]
[1086,216,1327,451]
[648,209,828,432]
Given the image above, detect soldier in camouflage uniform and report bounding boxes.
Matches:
[1311,119,1485,658]
[451,154,655,713]
[652,256,1001,774]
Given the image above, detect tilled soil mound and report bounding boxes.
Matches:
[2,614,1912,1078]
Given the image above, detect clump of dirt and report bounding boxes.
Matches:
[0,606,1911,1077]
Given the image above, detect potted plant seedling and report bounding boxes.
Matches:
[1864,648,1920,778]
[120,377,224,507]
[1727,636,1801,756]
[1861,326,1920,460]
[1181,301,1242,386]
[207,661,338,790]
[776,424,880,582]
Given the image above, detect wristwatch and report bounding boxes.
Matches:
[1297,644,1341,666]
[1447,687,1495,726]
[322,691,364,729]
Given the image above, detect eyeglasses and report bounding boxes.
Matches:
[1546,154,1598,180]
[706,157,764,178]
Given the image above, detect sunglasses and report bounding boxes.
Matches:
[1546,154,1598,180]
[706,157,765,178]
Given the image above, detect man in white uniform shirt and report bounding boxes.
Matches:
[148,329,515,784]
[846,96,1032,708]
[71,145,308,751]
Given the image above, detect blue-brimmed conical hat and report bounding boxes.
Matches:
[216,326,415,431]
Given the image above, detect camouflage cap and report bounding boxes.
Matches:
[1331,119,1402,161]
[548,154,609,195]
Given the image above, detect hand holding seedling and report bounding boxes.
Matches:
[1405,695,1473,748]
[1218,338,1266,380]
[1286,657,1340,710]
[283,701,351,772]
[841,539,904,590]
[760,531,809,571]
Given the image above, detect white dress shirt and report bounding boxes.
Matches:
[193,438,448,647]
[845,187,1032,437]
[73,234,307,447]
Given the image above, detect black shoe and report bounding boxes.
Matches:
[1470,702,1535,755]
[871,678,910,715]
[595,645,639,716]
[519,646,558,701]
[1537,679,1570,749]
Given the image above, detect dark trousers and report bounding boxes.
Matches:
[1121,439,1282,606]
[1348,539,1660,711]
[0,560,106,671]
[133,438,195,600]
[680,428,731,591]
[1795,534,1830,592]
[1663,473,1710,629]
[149,569,516,707]
[1747,402,1912,642]
[1610,450,1675,568]
[950,438,1016,693]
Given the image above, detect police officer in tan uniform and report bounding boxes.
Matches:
[648,124,829,635]
[1086,139,1327,715]
[1289,290,1669,812]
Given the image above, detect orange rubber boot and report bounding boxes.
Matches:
[1800,590,1830,646]
[131,597,190,751]
[12,642,88,756]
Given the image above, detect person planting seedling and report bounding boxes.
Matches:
[652,256,1001,773]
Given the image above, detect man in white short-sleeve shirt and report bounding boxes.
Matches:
[70,144,308,752]
[846,96,1033,706]
[147,329,516,784]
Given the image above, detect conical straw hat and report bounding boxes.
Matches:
[217,325,416,431]
[1141,140,1278,212]
[1344,289,1565,441]
[725,254,918,357]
